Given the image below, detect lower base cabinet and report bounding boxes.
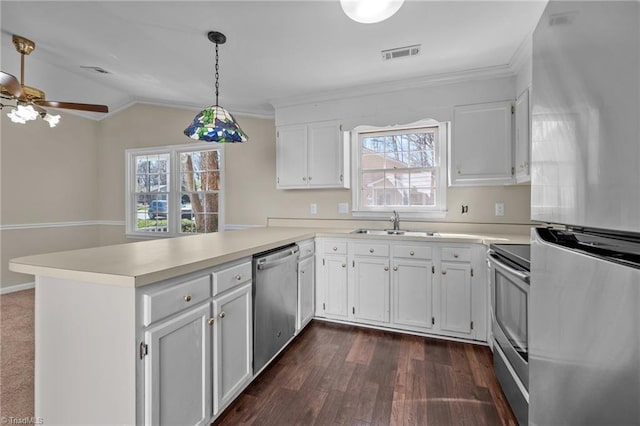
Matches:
[144,303,213,426]
[140,260,253,426]
[392,259,435,331]
[213,282,253,414]
[439,261,473,336]
[315,238,486,342]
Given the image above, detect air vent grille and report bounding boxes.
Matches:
[381,44,421,61]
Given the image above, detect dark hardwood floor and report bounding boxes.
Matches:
[215,320,517,425]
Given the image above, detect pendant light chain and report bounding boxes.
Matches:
[214,42,220,106]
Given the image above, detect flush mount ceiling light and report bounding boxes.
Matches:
[184,31,248,143]
[340,0,405,24]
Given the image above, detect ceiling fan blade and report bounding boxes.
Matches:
[0,71,24,99]
[36,101,108,113]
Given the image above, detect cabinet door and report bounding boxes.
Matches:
[276,125,308,188]
[213,283,252,414]
[320,255,349,319]
[439,262,473,336]
[353,257,390,324]
[515,89,530,182]
[144,303,212,426]
[392,259,434,330]
[307,121,345,187]
[297,256,315,332]
[451,101,514,186]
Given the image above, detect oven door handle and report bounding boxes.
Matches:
[488,252,530,284]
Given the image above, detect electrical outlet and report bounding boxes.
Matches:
[338,202,349,214]
[310,203,317,215]
[495,202,505,216]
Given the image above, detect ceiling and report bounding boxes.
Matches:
[1,1,547,119]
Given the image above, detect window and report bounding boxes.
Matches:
[126,143,224,237]
[351,120,448,218]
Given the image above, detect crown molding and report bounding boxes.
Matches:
[270,64,517,109]
[509,31,533,75]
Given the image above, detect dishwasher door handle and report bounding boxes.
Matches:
[256,252,298,270]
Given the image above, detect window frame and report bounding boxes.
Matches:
[125,142,225,238]
[351,119,448,219]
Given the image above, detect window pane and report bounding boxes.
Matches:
[357,125,442,211]
[135,194,169,233]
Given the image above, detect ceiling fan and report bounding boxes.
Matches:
[1,34,108,126]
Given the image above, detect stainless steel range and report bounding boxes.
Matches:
[488,243,530,425]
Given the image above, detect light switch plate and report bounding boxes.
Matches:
[495,202,505,216]
[310,203,317,215]
[338,202,349,214]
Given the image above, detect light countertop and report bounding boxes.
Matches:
[9,226,530,288]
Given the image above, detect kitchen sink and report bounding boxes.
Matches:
[351,228,439,237]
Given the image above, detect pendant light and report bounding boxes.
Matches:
[184,31,248,143]
[340,0,405,24]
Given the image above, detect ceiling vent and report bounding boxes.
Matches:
[381,44,421,61]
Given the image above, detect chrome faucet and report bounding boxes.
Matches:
[390,210,400,231]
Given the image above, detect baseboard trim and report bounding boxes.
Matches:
[1,281,35,295]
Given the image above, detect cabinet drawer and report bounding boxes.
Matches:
[324,241,347,255]
[441,247,471,262]
[352,243,389,257]
[298,240,315,259]
[213,261,252,296]
[143,275,211,326]
[392,244,432,260]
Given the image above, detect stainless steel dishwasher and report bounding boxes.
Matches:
[252,244,299,374]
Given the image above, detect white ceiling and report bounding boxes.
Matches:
[1,0,547,119]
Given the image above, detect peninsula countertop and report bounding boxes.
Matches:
[9,226,530,288]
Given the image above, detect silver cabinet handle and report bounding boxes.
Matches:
[369,248,374,253]
[453,253,459,258]
[442,270,447,275]
[219,312,226,318]
[410,251,415,256]
[308,176,312,181]
[384,266,389,271]
[333,246,338,251]
[184,295,192,302]
[208,318,214,326]
[393,266,398,271]
[342,264,346,268]
[302,176,307,181]
[235,274,242,281]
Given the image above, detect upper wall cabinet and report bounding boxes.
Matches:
[514,88,531,183]
[449,101,515,186]
[276,120,350,189]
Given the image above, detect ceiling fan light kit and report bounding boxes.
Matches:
[0,34,108,128]
[184,31,248,143]
[340,0,405,24]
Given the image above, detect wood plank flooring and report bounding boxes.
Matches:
[214,320,517,425]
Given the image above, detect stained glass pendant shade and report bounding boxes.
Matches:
[184,31,248,143]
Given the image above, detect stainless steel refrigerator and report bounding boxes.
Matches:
[530,1,640,424]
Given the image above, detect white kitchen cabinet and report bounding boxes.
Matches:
[297,255,315,332]
[320,255,349,319]
[439,261,473,337]
[450,101,514,186]
[213,282,252,415]
[391,256,435,331]
[276,120,349,189]
[353,256,390,324]
[275,125,307,188]
[514,88,531,183]
[143,302,213,426]
[316,240,349,319]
